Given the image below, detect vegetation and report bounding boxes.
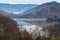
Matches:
[17,16,60,40]
[0,14,20,40]
[46,16,60,40]
[0,14,60,40]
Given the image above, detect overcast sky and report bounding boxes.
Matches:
[0,0,60,4]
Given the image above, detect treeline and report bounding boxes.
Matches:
[0,14,60,40]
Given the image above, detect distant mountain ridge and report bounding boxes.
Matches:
[0,1,60,18]
[18,1,60,18]
[0,3,37,13]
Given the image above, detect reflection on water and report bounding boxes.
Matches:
[16,20,47,37]
[17,21,32,26]
[15,19,47,34]
[14,18,47,30]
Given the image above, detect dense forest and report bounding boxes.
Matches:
[0,14,60,40]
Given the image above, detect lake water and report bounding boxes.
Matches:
[13,18,48,36]
[13,18,47,32]
[13,18,47,26]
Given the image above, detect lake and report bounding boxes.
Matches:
[13,18,48,36]
[13,18,47,26]
[13,18,47,31]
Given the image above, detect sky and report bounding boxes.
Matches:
[0,0,60,4]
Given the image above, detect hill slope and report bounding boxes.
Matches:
[19,1,60,18]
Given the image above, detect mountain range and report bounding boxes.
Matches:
[0,3,37,13]
[0,1,60,18]
[19,1,60,18]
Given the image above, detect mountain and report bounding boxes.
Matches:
[18,1,60,18]
[0,3,37,13]
[0,3,38,18]
[0,1,60,18]
[0,10,19,18]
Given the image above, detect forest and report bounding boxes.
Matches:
[0,14,60,40]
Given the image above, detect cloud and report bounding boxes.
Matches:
[0,0,60,4]
[0,0,8,3]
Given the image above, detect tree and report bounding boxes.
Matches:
[0,14,20,40]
